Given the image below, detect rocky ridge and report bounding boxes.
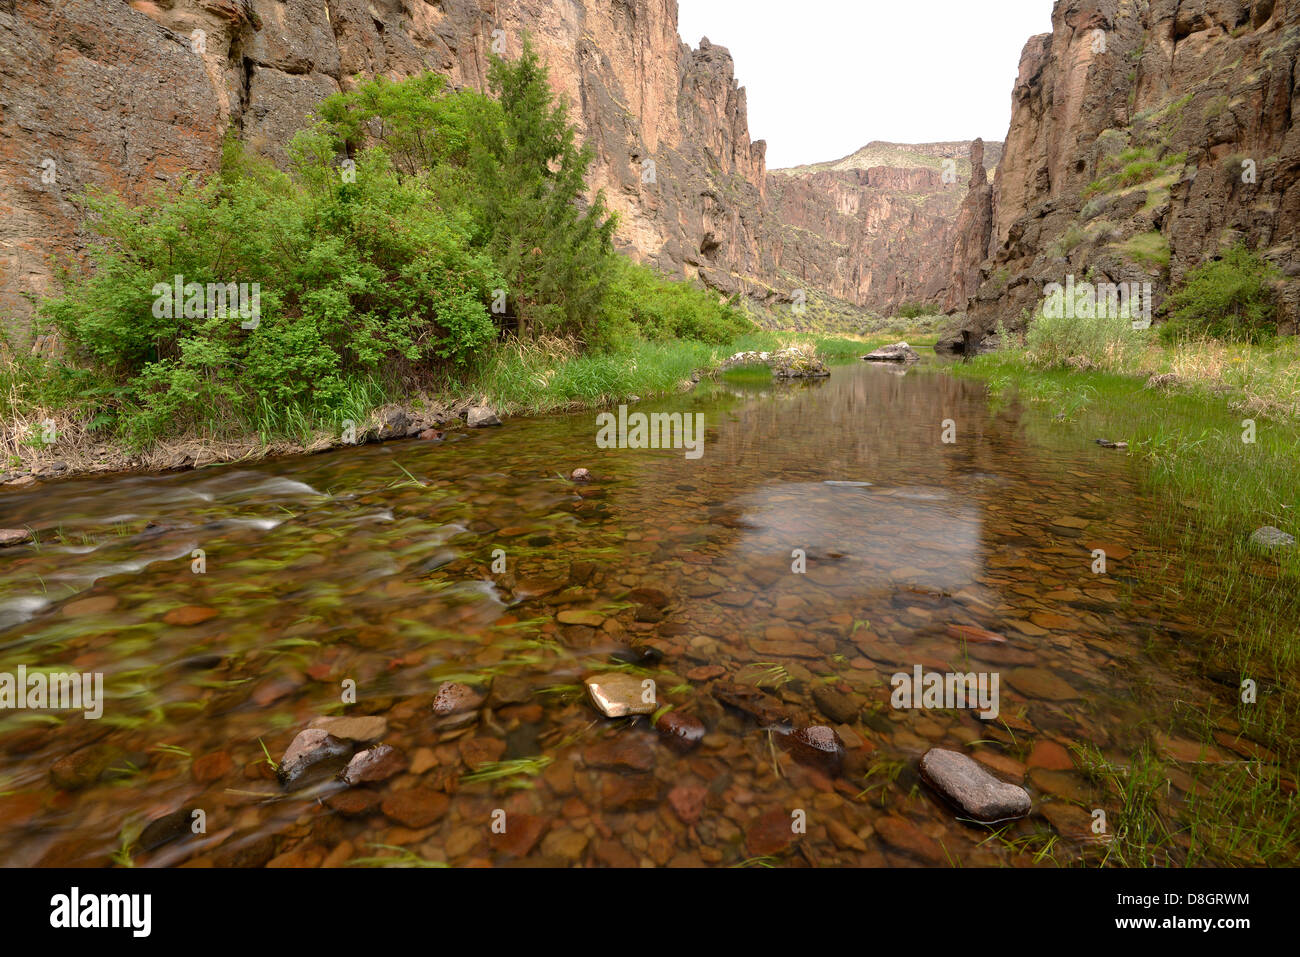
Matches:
[947,0,1300,347]
[2,0,994,334]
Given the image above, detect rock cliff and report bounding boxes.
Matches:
[948,0,1300,346]
[761,141,1000,315]
[1,0,768,327]
[1,0,987,333]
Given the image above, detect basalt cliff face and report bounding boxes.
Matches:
[949,0,1300,345]
[1,0,769,326]
[2,0,987,333]
[759,141,1001,315]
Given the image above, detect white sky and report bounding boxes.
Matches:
[676,0,1055,168]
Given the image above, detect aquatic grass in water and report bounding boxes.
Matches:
[959,353,1299,864]
[461,756,554,787]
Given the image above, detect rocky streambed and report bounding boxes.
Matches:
[0,360,1279,867]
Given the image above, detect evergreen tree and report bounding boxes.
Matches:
[471,36,618,342]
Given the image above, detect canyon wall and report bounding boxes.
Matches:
[949,0,1300,345]
[1,0,985,335]
[759,141,1000,314]
[0,0,769,328]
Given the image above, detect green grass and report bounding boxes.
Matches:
[953,348,1299,865]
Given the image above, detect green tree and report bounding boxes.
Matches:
[470,36,617,342]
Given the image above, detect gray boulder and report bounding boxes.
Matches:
[920,748,1031,822]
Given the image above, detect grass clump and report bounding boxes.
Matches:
[1022,289,1148,371]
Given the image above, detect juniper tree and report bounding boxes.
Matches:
[471,36,617,342]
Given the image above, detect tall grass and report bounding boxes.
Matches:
[954,349,1299,865]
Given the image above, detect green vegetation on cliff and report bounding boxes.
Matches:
[6,39,753,452]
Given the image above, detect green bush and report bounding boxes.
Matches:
[895,302,940,319]
[601,257,751,347]
[1160,245,1279,345]
[35,40,745,444]
[1025,287,1147,369]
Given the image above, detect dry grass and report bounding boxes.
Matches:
[1139,339,1300,420]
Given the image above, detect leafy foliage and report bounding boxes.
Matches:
[1160,245,1279,345]
[34,39,748,444]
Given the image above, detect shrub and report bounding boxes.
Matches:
[33,41,753,445]
[1160,245,1279,344]
[601,258,752,348]
[1025,287,1147,370]
[895,302,940,319]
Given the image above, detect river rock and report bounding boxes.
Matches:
[487,676,534,707]
[570,468,592,482]
[0,528,32,547]
[812,685,860,724]
[163,605,218,626]
[784,726,846,775]
[745,808,796,856]
[309,715,388,742]
[583,734,655,771]
[381,788,450,828]
[862,342,920,362]
[139,808,197,851]
[432,681,483,717]
[668,785,707,824]
[418,428,445,441]
[711,680,790,726]
[919,748,1031,822]
[341,744,407,785]
[490,812,548,858]
[653,710,706,751]
[1249,526,1295,550]
[466,405,502,428]
[50,744,118,790]
[875,815,946,864]
[277,729,351,789]
[1008,667,1080,701]
[584,673,656,717]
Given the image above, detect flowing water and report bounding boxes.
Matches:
[0,360,1256,867]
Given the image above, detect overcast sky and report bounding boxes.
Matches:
[676,0,1054,168]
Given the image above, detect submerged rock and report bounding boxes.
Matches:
[50,744,119,791]
[432,681,484,718]
[745,808,796,856]
[341,744,407,785]
[711,680,790,726]
[570,468,592,482]
[811,685,860,724]
[278,729,351,789]
[139,808,198,851]
[784,726,846,775]
[1095,439,1129,450]
[861,341,920,363]
[309,715,388,742]
[919,748,1031,822]
[1249,526,1295,551]
[653,709,706,751]
[0,528,32,547]
[584,673,656,717]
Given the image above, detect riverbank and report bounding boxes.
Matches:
[0,330,909,487]
[952,343,1299,865]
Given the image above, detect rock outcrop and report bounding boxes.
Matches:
[761,141,1000,314]
[0,0,768,328]
[2,0,998,335]
[947,0,1300,346]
